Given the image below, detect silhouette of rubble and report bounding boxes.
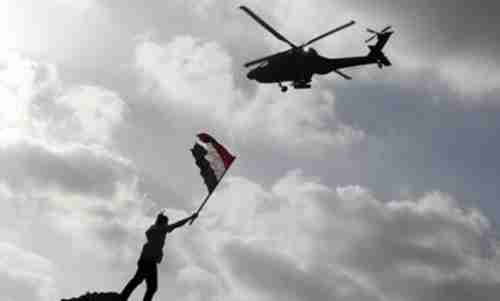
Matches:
[61,291,121,301]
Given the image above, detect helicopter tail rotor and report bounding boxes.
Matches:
[366,28,393,68]
[365,25,392,43]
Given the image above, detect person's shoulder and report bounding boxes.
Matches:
[152,224,170,232]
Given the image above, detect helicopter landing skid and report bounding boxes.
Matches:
[278,82,288,92]
[292,81,312,89]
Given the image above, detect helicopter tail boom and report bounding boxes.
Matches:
[313,30,393,78]
[368,45,391,67]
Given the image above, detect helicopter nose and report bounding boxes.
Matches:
[247,69,257,80]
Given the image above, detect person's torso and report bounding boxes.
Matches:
[139,225,168,263]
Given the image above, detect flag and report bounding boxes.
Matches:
[191,133,235,193]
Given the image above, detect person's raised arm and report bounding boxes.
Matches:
[167,212,198,232]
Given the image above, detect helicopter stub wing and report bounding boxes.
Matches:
[332,69,352,80]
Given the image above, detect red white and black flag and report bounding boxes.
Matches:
[191,133,235,193]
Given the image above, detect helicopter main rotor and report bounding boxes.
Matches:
[239,6,355,68]
[239,5,298,49]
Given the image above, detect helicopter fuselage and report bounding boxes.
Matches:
[246,49,340,84]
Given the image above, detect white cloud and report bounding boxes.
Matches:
[51,0,98,12]
[0,50,132,202]
[0,0,111,62]
[52,85,126,145]
[0,242,58,301]
[136,37,238,120]
[436,56,500,101]
[43,176,152,261]
[0,50,127,147]
[177,265,221,301]
[135,35,364,154]
[0,51,59,134]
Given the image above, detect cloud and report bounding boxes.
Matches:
[0,172,159,299]
[0,0,113,65]
[0,50,127,147]
[0,242,58,301]
[42,176,153,262]
[135,35,364,154]
[222,241,379,301]
[0,50,157,297]
[135,36,239,119]
[0,147,154,298]
[51,0,98,12]
[0,52,142,267]
[51,85,126,145]
[22,167,492,301]
[435,56,500,101]
[192,170,500,301]
[0,51,59,133]
[0,140,133,198]
[0,49,133,201]
[177,265,221,301]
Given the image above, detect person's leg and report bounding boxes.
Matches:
[143,263,158,301]
[121,264,146,300]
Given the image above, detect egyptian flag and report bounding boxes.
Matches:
[191,133,235,193]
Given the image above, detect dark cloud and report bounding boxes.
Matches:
[208,171,499,301]
[420,277,500,301]
[0,141,132,197]
[223,241,379,301]
[342,0,499,58]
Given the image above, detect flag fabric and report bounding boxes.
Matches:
[191,133,235,193]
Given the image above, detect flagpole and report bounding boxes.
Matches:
[190,161,234,225]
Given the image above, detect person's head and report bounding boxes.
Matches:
[156,212,169,225]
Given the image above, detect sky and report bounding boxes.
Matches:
[1,1,500,300]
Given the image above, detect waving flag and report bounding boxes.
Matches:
[191,133,235,193]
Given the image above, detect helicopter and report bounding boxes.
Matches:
[240,6,393,92]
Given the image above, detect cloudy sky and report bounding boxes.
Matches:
[1,1,500,300]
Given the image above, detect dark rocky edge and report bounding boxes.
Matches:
[61,291,121,301]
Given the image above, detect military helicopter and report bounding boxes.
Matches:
[240,6,393,92]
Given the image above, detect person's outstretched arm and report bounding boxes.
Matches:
[167,212,198,232]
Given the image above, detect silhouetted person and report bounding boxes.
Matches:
[121,211,198,301]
